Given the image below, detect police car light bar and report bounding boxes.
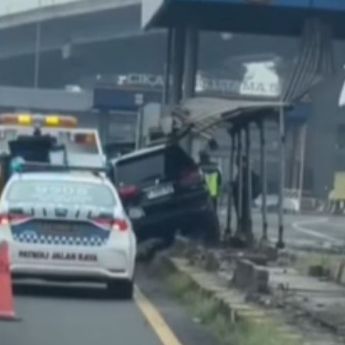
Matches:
[0,113,78,128]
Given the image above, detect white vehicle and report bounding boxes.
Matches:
[0,113,103,154]
[254,194,300,213]
[0,168,136,299]
[0,113,106,169]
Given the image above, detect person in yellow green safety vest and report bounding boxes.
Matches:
[10,156,25,175]
[199,151,222,211]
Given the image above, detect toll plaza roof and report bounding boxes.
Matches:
[173,97,288,139]
[142,0,345,37]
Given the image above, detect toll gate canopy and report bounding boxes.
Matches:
[142,0,345,37]
[173,97,288,139]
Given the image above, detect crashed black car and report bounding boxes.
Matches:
[110,144,219,245]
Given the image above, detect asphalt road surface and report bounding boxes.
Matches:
[2,212,344,345]
[220,209,345,249]
[0,283,161,345]
[0,268,219,345]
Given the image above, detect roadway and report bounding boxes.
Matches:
[220,209,345,249]
[1,283,160,345]
[2,211,344,345]
[254,213,345,249]
[0,268,219,345]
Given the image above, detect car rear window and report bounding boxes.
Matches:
[116,146,196,186]
[6,180,115,207]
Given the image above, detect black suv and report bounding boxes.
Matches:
[110,144,219,244]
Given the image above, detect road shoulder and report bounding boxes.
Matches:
[136,264,220,345]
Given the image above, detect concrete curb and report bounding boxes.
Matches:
[160,255,307,345]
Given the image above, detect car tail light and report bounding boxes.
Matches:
[0,214,30,226]
[92,217,129,232]
[0,214,9,226]
[180,169,202,186]
[112,219,129,232]
[118,185,140,200]
[92,218,112,229]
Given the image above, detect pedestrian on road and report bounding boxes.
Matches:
[10,156,25,175]
[199,151,222,212]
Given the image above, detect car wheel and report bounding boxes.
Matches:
[107,279,134,300]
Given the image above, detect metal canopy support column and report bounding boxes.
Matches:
[237,129,243,233]
[34,17,42,88]
[245,123,253,242]
[163,28,173,108]
[225,130,235,237]
[259,120,268,241]
[183,27,199,99]
[277,106,285,248]
[171,27,186,105]
[298,123,307,211]
[183,27,198,154]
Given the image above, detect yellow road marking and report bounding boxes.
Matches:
[135,287,183,345]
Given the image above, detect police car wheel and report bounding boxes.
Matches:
[107,279,133,300]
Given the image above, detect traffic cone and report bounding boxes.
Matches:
[0,242,17,321]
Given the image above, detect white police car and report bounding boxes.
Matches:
[0,169,136,299]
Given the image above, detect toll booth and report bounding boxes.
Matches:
[172,97,290,247]
[93,86,162,149]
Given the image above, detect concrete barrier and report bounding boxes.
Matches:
[157,255,307,344]
[202,250,220,272]
[329,260,345,286]
[232,259,269,294]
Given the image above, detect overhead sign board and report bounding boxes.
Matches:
[144,0,345,36]
[239,61,281,97]
[115,69,281,98]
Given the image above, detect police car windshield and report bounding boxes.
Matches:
[7,180,115,207]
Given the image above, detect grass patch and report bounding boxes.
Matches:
[165,272,299,345]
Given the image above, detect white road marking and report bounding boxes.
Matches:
[319,220,345,229]
[292,218,339,243]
